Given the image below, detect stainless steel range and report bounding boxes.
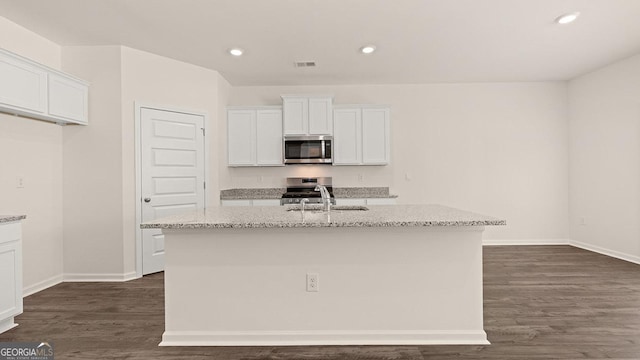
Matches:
[280,177,336,205]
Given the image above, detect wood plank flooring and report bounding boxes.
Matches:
[1,245,639,359]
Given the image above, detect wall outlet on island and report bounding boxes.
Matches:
[358,174,364,182]
[306,273,319,292]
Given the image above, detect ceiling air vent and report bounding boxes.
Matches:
[294,61,316,68]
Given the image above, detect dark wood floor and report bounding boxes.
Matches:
[1,245,639,359]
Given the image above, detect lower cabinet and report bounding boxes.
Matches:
[220,198,395,206]
[335,198,397,206]
[0,221,23,334]
[221,199,281,206]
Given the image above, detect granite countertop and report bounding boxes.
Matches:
[141,204,505,229]
[0,215,26,224]
[220,188,285,200]
[220,187,397,200]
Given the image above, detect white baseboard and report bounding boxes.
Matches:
[160,330,490,346]
[0,318,18,334]
[23,274,64,297]
[483,238,569,246]
[569,240,640,265]
[64,271,139,282]
[22,272,139,297]
[482,238,640,266]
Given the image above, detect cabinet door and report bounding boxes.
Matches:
[256,109,283,166]
[366,198,396,205]
[48,73,89,124]
[333,108,362,165]
[220,199,253,206]
[308,97,332,135]
[228,110,256,166]
[335,198,367,206]
[362,107,390,165]
[0,222,22,326]
[0,51,47,114]
[252,199,281,206]
[283,97,308,135]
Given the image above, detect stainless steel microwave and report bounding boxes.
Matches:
[283,135,332,164]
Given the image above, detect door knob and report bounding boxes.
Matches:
[144,198,151,203]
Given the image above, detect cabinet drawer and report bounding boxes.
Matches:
[0,222,21,246]
[221,199,252,206]
[252,199,281,206]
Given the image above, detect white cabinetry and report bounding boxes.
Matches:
[282,95,332,135]
[48,73,89,124]
[0,51,47,115]
[0,221,23,334]
[335,198,397,206]
[228,107,283,167]
[333,108,362,165]
[0,48,88,125]
[221,199,281,206]
[334,106,390,165]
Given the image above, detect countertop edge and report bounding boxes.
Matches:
[142,219,506,230]
[0,215,27,224]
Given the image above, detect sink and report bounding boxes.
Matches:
[287,205,369,212]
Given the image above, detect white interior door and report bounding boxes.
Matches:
[141,108,205,275]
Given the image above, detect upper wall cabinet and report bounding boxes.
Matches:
[333,105,390,166]
[282,95,333,135]
[228,106,284,167]
[0,48,89,125]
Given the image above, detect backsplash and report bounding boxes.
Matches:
[220,165,394,190]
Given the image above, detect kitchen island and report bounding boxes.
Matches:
[142,204,505,346]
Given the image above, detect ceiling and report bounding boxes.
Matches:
[1,0,640,86]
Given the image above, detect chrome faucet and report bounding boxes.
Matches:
[300,198,309,219]
[314,185,331,212]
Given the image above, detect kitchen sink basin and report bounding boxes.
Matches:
[287,205,369,212]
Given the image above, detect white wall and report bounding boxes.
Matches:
[0,16,64,293]
[120,46,222,274]
[568,54,640,262]
[62,46,126,279]
[61,46,225,279]
[225,83,570,241]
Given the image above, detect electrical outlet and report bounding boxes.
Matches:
[579,217,587,226]
[358,174,364,182]
[306,273,319,292]
[16,176,24,188]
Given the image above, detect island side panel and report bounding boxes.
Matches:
[161,226,487,346]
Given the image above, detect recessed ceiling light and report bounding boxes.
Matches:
[360,45,376,54]
[555,12,580,25]
[229,48,243,56]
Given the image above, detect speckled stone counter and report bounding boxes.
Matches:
[220,188,285,200]
[141,204,504,229]
[220,187,397,200]
[332,187,397,198]
[0,215,26,224]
